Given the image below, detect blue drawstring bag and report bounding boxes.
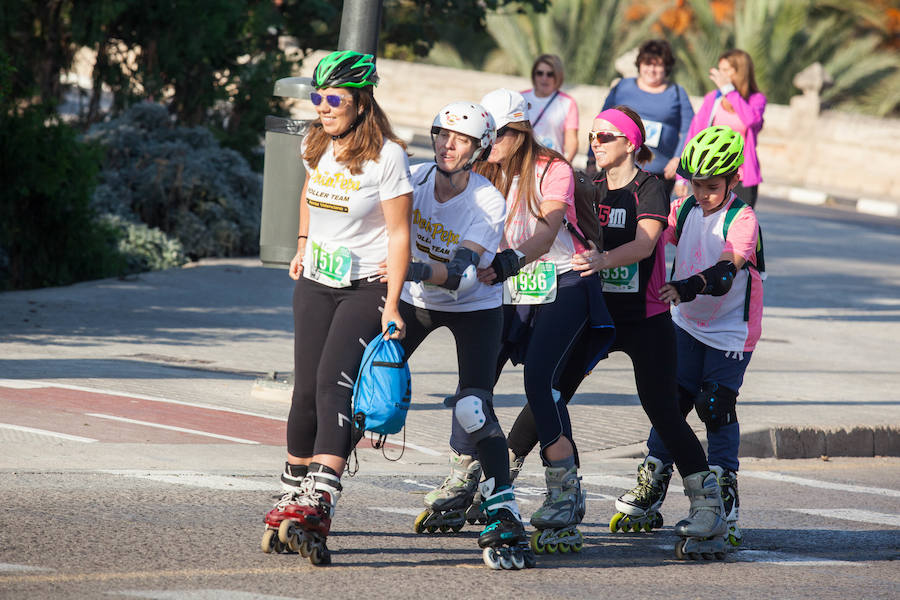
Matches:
[351,322,411,449]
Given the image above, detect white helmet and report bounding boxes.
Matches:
[431,101,496,167]
[480,88,529,131]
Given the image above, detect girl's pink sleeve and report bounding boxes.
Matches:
[663,197,684,245]
[725,91,766,133]
[724,207,759,263]
[565,96,579,130]
[540,159,575,206]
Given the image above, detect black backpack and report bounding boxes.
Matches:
[537,162,603,250]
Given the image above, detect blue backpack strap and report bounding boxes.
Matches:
[670,195,697,279]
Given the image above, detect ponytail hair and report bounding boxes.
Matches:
[611,104,654,166]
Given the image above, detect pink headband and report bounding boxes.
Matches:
[595,108,643,149]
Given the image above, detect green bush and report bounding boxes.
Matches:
[0,107,125,290]
[86,103,263,260]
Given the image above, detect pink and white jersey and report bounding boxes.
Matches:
[521,89,579,154]
[501,158,583,274]
[665,195,763,352]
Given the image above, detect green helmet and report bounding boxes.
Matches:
[679,126,745,179]
[313,50,379,89]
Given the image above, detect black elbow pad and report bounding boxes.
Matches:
[701,261,737,296]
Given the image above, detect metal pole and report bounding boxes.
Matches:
[337,0,382,55]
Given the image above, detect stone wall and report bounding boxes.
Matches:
[294,52,900,204]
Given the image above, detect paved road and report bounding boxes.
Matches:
[1,196,898,598]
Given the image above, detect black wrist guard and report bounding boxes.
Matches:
[490,249,523,285]
[669,274,705,303]
[700,260,737,296]
[405,262,433,283]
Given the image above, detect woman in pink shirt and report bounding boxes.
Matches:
[682,49,766,208]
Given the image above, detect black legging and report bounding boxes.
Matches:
[507,311,708,477]
[400,302,512,489]
[286,276,385,459]
[497,271,588,465]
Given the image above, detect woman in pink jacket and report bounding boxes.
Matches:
[682,49,766,208]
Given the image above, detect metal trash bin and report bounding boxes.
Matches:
[259,76,315,267]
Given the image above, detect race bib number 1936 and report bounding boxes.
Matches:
[306,241,352,288]
[504,262,557,305]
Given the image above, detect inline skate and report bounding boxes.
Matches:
[263,464,342,565]
[465,451,525,526]
[673,470,727,560]
[610,456,672,533]
[477,477,536,570]
[711,465,742,548]
[414,451,482,533]
[529,465,585,554]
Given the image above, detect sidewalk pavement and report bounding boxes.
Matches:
[1,199,898,464]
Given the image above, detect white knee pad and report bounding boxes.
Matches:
[454,394,487,433]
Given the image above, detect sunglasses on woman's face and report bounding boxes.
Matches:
[588,130,627,144]
[534,69,555,78]
[309,92,352,108]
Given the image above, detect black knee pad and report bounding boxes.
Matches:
[444,387,504,443]
[694,381,738,432]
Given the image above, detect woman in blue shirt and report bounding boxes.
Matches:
[587,39,693,198]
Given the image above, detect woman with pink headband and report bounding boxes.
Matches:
[566,105,719,553]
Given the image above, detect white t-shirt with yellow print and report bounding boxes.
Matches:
[301,138,413,284]
[401,162,506,312]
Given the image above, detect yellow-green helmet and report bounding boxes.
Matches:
[680,126,745,179]
[313,50,379,89]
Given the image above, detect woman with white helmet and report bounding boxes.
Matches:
[471,88,614,555]
[389,101,535,570]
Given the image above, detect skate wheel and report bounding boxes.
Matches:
[298,536,311,558]
[674,538,687,560]
[309,544,331,566]
[529,530,545,554]
[272,536,286,553]
[544,542,558,554]
[523,548,537,568]
[714,551,726,560]
[439,524,450,533]
[482,547,502,570]
[609,512,625,533]
[451,523,464,533]
[701,552,714,560]
[511,550,525,570]
[653,514,664,529]
[426,525,438,533]
[413,509,430,534]
[558,542,570,554]
[499,549,513,570]
[277,519,299,552]
[631,522,641,532]
[642,522,653,532]
[261,528,276,554]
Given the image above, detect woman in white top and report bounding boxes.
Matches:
[521,54,579,162]
[397,102,534,570]
[262,51,412,565]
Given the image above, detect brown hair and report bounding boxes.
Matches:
[610,105,654,165]
[635,39,676,77]
[302,87,407,175]
[474,121,569,224]
[531,54,565,88]
[719,49,760,100]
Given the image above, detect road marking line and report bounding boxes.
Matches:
[113,590,297,599]
[86,414,259,444]
[787,508,900,527]
[398,442,441,456]
[99,470,275,491]
[0,563,52,572]
[370,506,422,517]
[743,471,900,497]
[734,550,867,566]
[0,423,97,443]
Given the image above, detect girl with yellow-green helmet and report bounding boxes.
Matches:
[261,50,413,565]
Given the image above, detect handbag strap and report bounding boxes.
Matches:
[532,90,559,127]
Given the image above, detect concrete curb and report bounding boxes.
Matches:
[759,183,900,220]
[740,425,900,459]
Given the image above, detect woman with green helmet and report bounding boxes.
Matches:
[261,50,413,565]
